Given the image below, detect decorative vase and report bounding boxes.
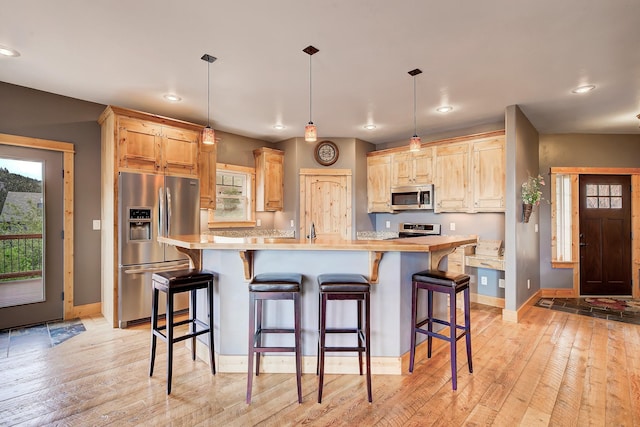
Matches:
[522,203,533,223]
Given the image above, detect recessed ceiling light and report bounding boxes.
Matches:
[436,105,453,113]
[364,124,376,130]
[572,85,595,94]
[273,124,285,130]
[0,45,20,57]
[163,94,182,102]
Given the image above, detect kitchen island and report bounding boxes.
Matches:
[159,234,476,375]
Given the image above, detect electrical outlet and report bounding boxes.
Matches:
[499,279,505,288]
[290,220,295,227]
[385,221,391,229]
[92,220,101,230]
[450,222,456,231]
[527,279,531,289]
[256,219,261,227]
[480,276,488,286]
[535,224,539,233]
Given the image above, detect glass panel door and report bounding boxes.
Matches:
[0,158,44,308]
[0,144,63,330]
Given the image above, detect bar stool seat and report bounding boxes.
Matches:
[149,269,216,394]
[317,273,372,403]
[247,272,303,404]
[409,269,472,390]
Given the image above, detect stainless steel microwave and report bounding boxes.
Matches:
[391,185,434,210]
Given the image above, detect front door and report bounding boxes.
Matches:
[579,174,632,295]
[0,145,64,329]
[300,170,352,240]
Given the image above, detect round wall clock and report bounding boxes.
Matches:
[314,140,339,166]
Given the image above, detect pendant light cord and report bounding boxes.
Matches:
[207,61,211,127]
[309,54,313,123]
[413,75,417,137]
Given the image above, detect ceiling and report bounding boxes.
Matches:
[1,0,639,145]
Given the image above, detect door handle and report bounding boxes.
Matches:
[579,242,588,247]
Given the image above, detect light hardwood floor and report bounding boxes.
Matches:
[1,303,639,426]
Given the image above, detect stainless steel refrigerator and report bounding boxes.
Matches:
[117,171,200,328]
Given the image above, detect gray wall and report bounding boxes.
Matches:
[274,137,375,238]
[539,133,640,289]
[0,82,105,305]
[505,105,540,310]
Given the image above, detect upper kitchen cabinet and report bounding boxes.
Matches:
[367,154,392,213]
[254,147,284,211]
[435,142,471,212]
[100,106,200,177]
[472,135,505,211]
[391,147,434,187]
[199,141,217,210]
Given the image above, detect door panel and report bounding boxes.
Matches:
[0,146,63,329]
[301,172,352,240]
[579,175,631,295]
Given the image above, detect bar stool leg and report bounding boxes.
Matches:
[409,281,418,372]
[318,293,327,403]
[149,287,159,376]
[365,292,372,403]
[294,292,303,403]
[357,298,364,375]
[190,289,197,361]
[449,288,457,391]
[167,290,174,394]
[255,298,263,376]
[246,292,256,404]
[465,286,473,373]
[208,281,216,374]
[427,289,433,358]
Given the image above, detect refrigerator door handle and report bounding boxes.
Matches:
[166,186,172,236]
[158,186,165,238]
[123,262,191,275]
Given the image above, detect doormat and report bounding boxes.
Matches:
[534,297,640,325]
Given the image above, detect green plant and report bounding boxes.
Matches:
[521,174,545,206]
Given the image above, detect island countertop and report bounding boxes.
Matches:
[159,234,477,282]
[159,234,477,252]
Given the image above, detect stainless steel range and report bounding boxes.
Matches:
[397,222,441,238]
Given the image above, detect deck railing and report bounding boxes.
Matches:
[0,234,43,281]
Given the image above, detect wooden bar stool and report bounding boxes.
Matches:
[149,269,216,394]
[316,273,372,403]
[409,269,472,390]
[247,272,303,404]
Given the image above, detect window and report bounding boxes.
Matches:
[552,173,574,263]
[210,164,255,227]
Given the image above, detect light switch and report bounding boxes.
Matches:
[256,219,262,227]
[290,219,295,227]
[92,220,101,230]
[385,221,391,229]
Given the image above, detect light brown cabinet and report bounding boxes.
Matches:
[108,107,200,177]
[391,148,434,187]
[435,142,471,212]
[199,142,217,210]
[254,147,284,211]
[98,105,203,327]
[367,154,392,213]
[472,136,505,211]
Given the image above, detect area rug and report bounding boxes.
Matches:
[534,297,640,325]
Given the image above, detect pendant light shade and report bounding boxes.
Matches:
[201,53,217,145]
[303,45,319,142]
[408,68,423,152]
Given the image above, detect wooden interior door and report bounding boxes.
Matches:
[300,170,352,240]
[579,174,632,295]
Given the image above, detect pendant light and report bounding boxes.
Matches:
[201,53,217,145]
[408,68,422,152]
[303,45,319,142]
